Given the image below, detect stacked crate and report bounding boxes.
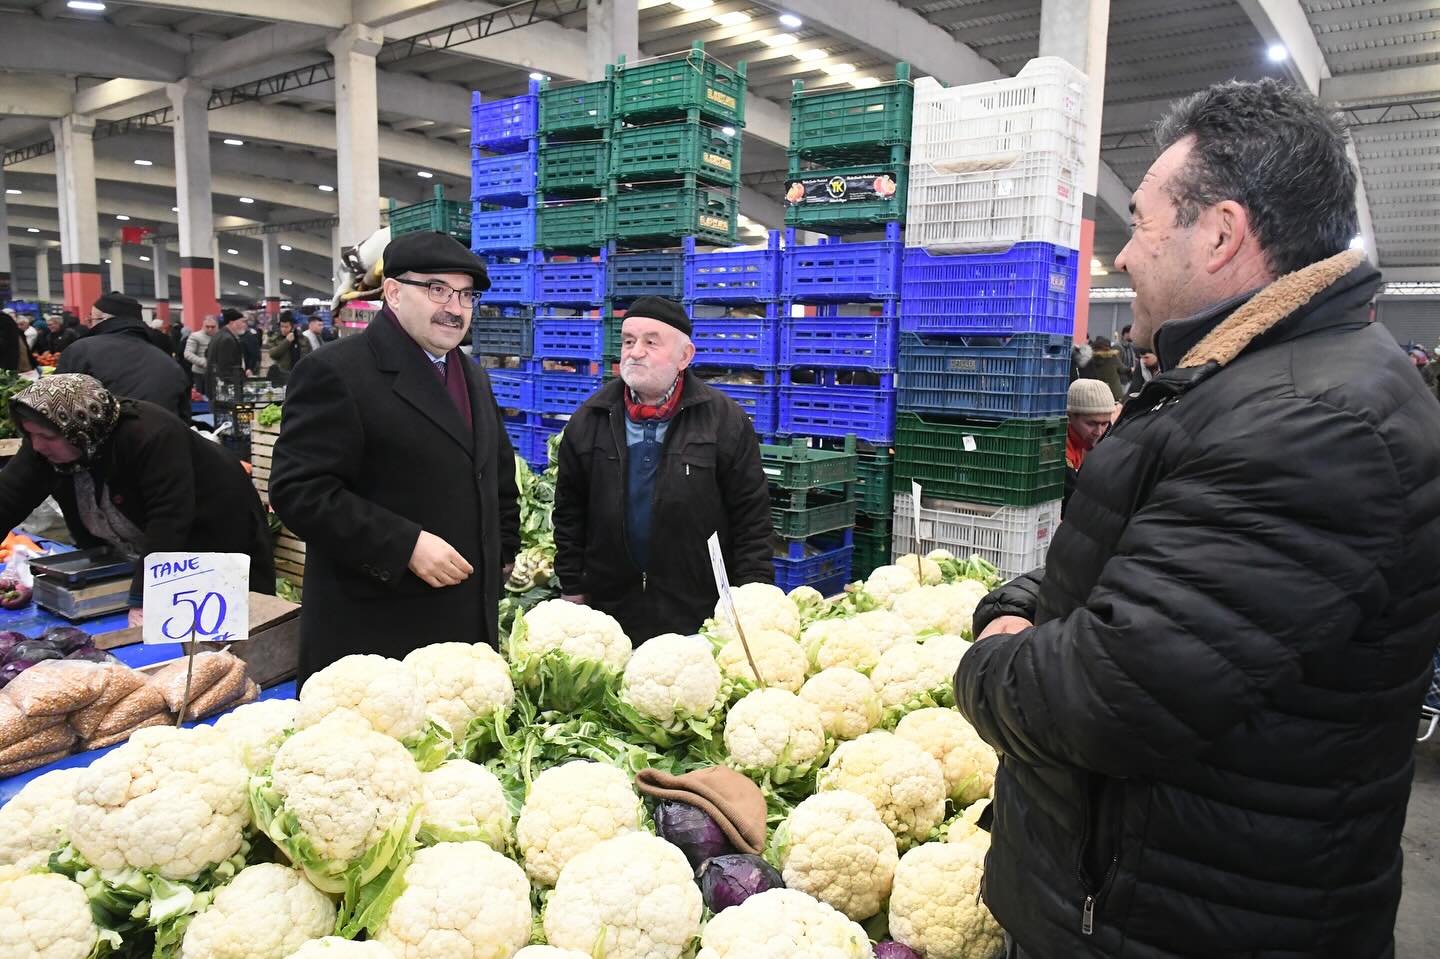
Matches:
[470,82,541,257]
[891,57,1087,578]
[537,71,612,254]
[761,439,860,595]
[389,184,471,242]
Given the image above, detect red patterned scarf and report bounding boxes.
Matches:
[624,374,684,422]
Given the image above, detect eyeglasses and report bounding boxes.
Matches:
[393,277,476,310]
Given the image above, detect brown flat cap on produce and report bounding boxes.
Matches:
[635,765,768,855]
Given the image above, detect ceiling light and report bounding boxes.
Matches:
[26,228,39,233]
[761,33,798,48]
[779,13,802,28]
[711,11,750,26]
[115,214,130,221]
[226,248,239,255]
[280,244,293,251]
[850,77,881,89]
[318,184,335,192]
[822,62,856,76]
[670,0,713,10]
[223,138,245,146]
[238,280,249,287]
[133,159,153,166]
[283,279,293,285]
[139,256,150,262]
[67,1,106,10]
[1267,43,1288,62]
[5,189,19,195]
[104,259,111,264]
[792,48,827,62]
[1349,235,1365,250]
[721,125,736,136]
[417,171,434,178]
[238,197,255,204]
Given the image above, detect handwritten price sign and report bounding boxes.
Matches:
[142,552,250,645]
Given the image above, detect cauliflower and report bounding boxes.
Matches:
[716,628,808,692]
[712,582,800,641]
[0,767,82,871]
[723,688,828,784]
[853,610,915,653]
[947,798,991,846]
[895,708,996,807]
[510,601,632,713]
[870,643,951,712]
[801,618,880,674]
[787,585,826,624]
[892,584,985,638]
[211,698,299,774]
[418,760,510,850]
[799,669,882,741]
[513,950,589,959]
[286,940,395,959]
[776,791,898,921]
[921,633,974,678]
[695,888,871,959]
[519,599,631,670]
[894,554,943,585]
[402,643,515,741]
[819,731,946,850]
[888,839,1003,959]
[71,725,249,880]
[863,565,921,608]
[0,871,111,959]
[375,842,531,959]
[179,863,335,959]
[544,832,703,959]
[620,633,725,732]
[297,654,427,743]
[516,760,642,886]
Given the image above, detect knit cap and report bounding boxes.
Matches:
[1069,378,1115,415]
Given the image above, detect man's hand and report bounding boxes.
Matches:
[561,593,588,605]
[408,531,474,588]
[127,607,144,629]
[979,615,1033,640]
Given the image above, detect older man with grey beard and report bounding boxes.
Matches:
[553,296,773,644]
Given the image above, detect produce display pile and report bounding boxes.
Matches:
[0,553,1008,959]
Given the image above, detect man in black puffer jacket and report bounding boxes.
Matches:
[957,79,1440,959]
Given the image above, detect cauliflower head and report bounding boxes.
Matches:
[713,583,800,641]
[0,871,107,959]
[894,708,997,806]
[621,633,724,724]
[258,710,422,893]
[863,565,921,608]
[819,731,946,850]
[695,888,871,959]
[179,863,335,959]
[0,767,83,871]
[297,654,427,742]
[801,618,880,675]
[285,939,395,959]
[521,600,631,670]
[892,583,986,639]
[513,949,589,959]
[71,725,249,880]
[516,760,642,886]
[922,633,975,679]
[947,798,992,846]
[716,629,808,692]
[777,791,899,922]
[894,554,943,586]
[418,760,510,850]
[402,643,515,739]
[888,839,1003,959]
[870,643,951,710]
[375,842,531,959]
[211,698,299,774]
[852,610,915,653]
[723,688,827,779]
[798,669,882,742]
[544,832,702,959]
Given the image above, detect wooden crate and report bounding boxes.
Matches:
[251,422,278,501]
[250,422,304,599]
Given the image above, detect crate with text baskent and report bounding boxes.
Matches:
[609,181,737,248]
[612,118,742,188]
[613,43,746,127]
[390,185,471,242]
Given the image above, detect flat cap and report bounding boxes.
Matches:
[622,296,692,337]
[383,230,491,291]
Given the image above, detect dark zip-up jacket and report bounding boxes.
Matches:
[56,316,192,422]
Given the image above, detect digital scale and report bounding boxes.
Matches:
[31,547,138,620]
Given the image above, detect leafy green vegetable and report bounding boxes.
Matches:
[256,404,283,428]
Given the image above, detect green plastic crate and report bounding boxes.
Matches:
[609,185,737,247]
[822,444,892,516]
[791,64,913,164]
[603,311,622,359]
[612,119,741,186]
[539,77,613,136]
[853,516,892,580]
[539,138,610,193]
[760,437,858,489]
[614,43,747,126]
[894,414,1066,507]
[771,488,857,539]
[784,159,908,231]
[388,185,470,241]
[537,198,608,251]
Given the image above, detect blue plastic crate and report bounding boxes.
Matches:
[773,536,854,593]
[691,310,780,369]
[503,419,541,469]
[780,369,896,444]
[471,87,539,153]
[471,206,537,253]
[781,303,898,371]
[471,146,538,205]
[478,254,539,305]
[536,254,607,306]
[488,368,535,410]
[536,369,603,413]
[607,251,684,301]
[900,242,1079,336]
[783,224,902,302]
[471,310,533,357]
[897,333,1071,419]
[709,377,779,435]
[533,316,605,361]
[685,232,784,302]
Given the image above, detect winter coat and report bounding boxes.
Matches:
[184,329,212,376]
[266,330,312,380]
[268,308,521,686]
[553,370,775,642]
[957,250,1440,959]
[204,328,245,402]
[1084,347,1126,400]
[0,399,273,602]
[56,316,192,422]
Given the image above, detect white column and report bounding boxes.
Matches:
[34,249,51,303]
[168,79,220,327]
[213,235,222,298]
[152,243,170,302]
[0,168,11,296]
[331,225,344,289]
[587,0,639,80]
[261,233,281,301]
[329,25,384,251]
[52,113,102,314]
[108,239,124,293]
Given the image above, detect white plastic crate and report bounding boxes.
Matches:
[891,494,1060,580]
[906,57,1088,252]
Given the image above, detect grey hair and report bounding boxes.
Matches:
[1154,78,1357,276]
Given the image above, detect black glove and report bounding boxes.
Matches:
[971,568,1045,637]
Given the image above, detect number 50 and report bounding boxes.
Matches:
[161,589,229,641]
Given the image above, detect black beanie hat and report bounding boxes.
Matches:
[622,296,692,337]
[93,290,143,322]
[221,308,245,324]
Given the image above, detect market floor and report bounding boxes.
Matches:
[1397,732,1439,957]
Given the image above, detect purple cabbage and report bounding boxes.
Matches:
[654,800,735,869]
[0,659,36,688]
[6,640,64,665]
[42,626,93,654]
[873,943,922,959]
[696,854,784,913]
[0,630,27,661]
[65,647,120,664]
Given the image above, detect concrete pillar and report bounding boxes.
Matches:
[329,25,384,253]
[34,249,51,304]
[51,131,73,304]
[261,232,282,317]
[152,243,171,322]
[331,225,344,291]
[168,79,220,329]
[0,168,11,299]
[212,235,222,298]
[107,239,124,294]
[587,0,639,80]
[1040,0,1110,342]
[51,114,103,316]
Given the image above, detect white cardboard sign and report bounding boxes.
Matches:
[142,552,250,645]
[706,533,738,630]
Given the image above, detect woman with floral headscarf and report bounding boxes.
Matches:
[0,374,274,626]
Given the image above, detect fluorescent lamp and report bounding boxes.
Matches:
[721,126,736,136]
[671,0,713,10]
[226,248,239,255]
[762,33,798,48]
[115,214,131,220]
[238,197,255,204]
[850,77,881,89]
[139,256,150,262]
[1267,44,1288,62]
[283,279,293,285]
[280,244,293,251]
[223,138,245,146]
[318,184,335,192]
[67,1,106,11]
[529,72,546,80]
[26,228,39,233]
[171,206,179,212]
[779,13,802,28]
[133,159,153,166]
[792,48,827,62]
[823,62,856,76]
[417,171,434,178]
[238,280,249,287]
[712,11,750,26]
[5,189,19,195]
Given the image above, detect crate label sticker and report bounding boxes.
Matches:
[707,88,738,110]
[785,172,900,206]
[699,214,731,232]
[947,357,980,373]
[1035,525,1051,544]
[142,552,250,645]
[704,152,734,173]
[962,435,979,452]
[1049,272,1069,294]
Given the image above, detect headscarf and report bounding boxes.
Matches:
[10,374,122,473]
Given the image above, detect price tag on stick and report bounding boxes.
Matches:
[910,481,926,579]
[706,533,765,688]
[143,552,251,724]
